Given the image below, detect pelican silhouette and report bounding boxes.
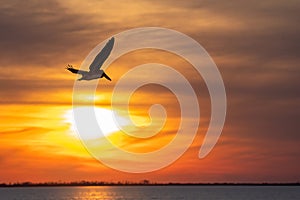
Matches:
[66,37,114,81]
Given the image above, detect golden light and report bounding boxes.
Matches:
[64,107,130,140]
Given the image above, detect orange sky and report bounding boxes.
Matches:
[0,0,299,183]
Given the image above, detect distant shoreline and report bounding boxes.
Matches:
[1,182,299,187]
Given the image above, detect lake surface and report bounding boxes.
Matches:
[0,186,299,200]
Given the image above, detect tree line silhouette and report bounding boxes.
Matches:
[0,180,299,187]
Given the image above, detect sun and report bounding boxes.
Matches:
[64,107,129,140]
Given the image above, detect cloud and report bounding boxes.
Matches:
[0,0,121,68]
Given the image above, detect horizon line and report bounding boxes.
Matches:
[1,181,299,187]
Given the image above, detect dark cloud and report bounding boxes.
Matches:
[147,0,300,66]
[0,0,120,68]
[153,0,300,23]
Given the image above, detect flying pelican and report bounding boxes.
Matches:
[66,37,114,81]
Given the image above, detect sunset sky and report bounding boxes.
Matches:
[0,0,299,183]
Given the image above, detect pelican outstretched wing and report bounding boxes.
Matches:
[66,65,88,75]
[89,37,115,72]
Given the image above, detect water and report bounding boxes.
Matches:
[0,186,299,200]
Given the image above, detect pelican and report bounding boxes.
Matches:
[66,37,114,81]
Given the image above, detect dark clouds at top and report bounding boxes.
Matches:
[1,0,299,67]
[0,0,119,68]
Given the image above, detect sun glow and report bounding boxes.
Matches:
[64,107,129,140]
